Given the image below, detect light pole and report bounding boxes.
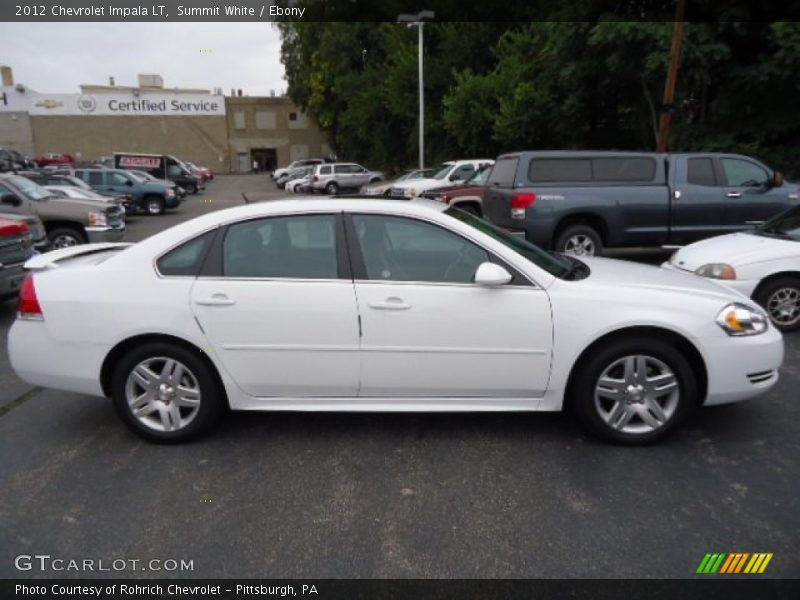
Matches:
[398,10,434,170]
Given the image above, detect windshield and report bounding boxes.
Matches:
[127,171,147,182]
[8,175,53,200]
[444,207,572,278]
[432,163,454,180]
[756,205,800,241]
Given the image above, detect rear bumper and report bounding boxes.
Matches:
[8,319,106,397]
[86,226,125,244]
[0,263,25,299]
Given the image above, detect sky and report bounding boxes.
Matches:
[1,23,287,96]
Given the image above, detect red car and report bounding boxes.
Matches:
[420,165,491,216]
[33,153,75,167]
[186,161,213,182]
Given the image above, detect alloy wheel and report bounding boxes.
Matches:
[52,234,80,249]
[564,234,595,256]
[766,287,800,327]
[594,354,680,435]
[124,357,202,432]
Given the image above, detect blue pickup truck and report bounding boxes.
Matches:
[483,151,799,256]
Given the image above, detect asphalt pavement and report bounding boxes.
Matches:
[1,175,797,579]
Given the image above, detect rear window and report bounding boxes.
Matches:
[486,158,519,187]
[319,166,332,175]
[529,159,592,182]
[687,158,717,186]
[157,230,215,277]
[592,157,655,182]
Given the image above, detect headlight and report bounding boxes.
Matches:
[696,263,737,280]
[716,303,768,336]
[166,189,175,198]
[87,210,107,227]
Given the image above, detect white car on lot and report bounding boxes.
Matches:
[389,159,494,197]
[664,205,800,332]
[8,198,783,444]
[284,168,314,193]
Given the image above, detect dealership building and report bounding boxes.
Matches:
[0,67,331,172]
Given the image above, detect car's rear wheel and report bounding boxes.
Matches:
[570,337,696,444]
[325,182,339,195]
[555,224,603,257]
[111,342,225,443]
[48,227,85,249]
[754,276,800,332]
[145,196,165,215]
[186,183,197,194]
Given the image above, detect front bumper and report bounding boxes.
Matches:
[700,326,784,406]
[86,226,125,244]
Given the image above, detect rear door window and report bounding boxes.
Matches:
[687,158,717,186]
[157,230,215,277]
[528,159,592,183]
[87,172,103,186]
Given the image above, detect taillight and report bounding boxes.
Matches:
[510,193,537,219]
[0,221,29,236]
[18,274,44,320]
[312,175,319,182]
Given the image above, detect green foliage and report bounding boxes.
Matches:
[278,21,800,177]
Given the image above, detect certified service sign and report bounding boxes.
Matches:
[29,93,226,116]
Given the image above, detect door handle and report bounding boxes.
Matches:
[368,297,411,311]
[726,192,742,198]
[195,294,236,306]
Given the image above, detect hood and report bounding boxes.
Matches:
[669,232,800,270]
[142,180,171,192]
[44,195,120,211]
[577,256,747,304]
[391,177,446,192]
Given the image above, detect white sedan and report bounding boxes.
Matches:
[8,198,783,444]
[665,205,800,332]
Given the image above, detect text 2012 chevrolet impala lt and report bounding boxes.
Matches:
[8,198,784,444]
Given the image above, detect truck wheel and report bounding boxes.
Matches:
[186,183,197,195]
[754,276,800,332]
[325,182,339,195]
[48,227,85,249]
[145,196,165,216]
[570,336,696,445]
[555,224,603,257]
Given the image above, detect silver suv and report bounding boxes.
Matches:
[310,163,384,195]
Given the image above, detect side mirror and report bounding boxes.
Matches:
[772,171,784,188]
[473,262,513,286]
[1,193,21,207]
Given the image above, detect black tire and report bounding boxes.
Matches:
[555,224,603,257]
[145,196,165,215]
[111,342,225,443]
[325,181,339,195]
[569,336,696,445]
[47,226,85,249]
[186,183,197,195]
[753,276,800,332]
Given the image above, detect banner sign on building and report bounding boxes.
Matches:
[0,86,32,112]
[27,93,226,116]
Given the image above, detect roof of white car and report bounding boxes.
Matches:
[119,196,449,261]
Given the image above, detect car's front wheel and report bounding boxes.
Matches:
[570,337,696,444]
[48,227,85,249]
[754,276,800,332]
[111,342,225,443]
[145,196,165,215]
[325,182,339,195]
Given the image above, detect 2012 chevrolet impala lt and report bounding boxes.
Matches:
[7,198,784,444]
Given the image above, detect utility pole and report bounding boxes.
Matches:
[656,0,686,152]
[398,10,435,170]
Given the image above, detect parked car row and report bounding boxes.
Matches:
[275,162,385,195]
